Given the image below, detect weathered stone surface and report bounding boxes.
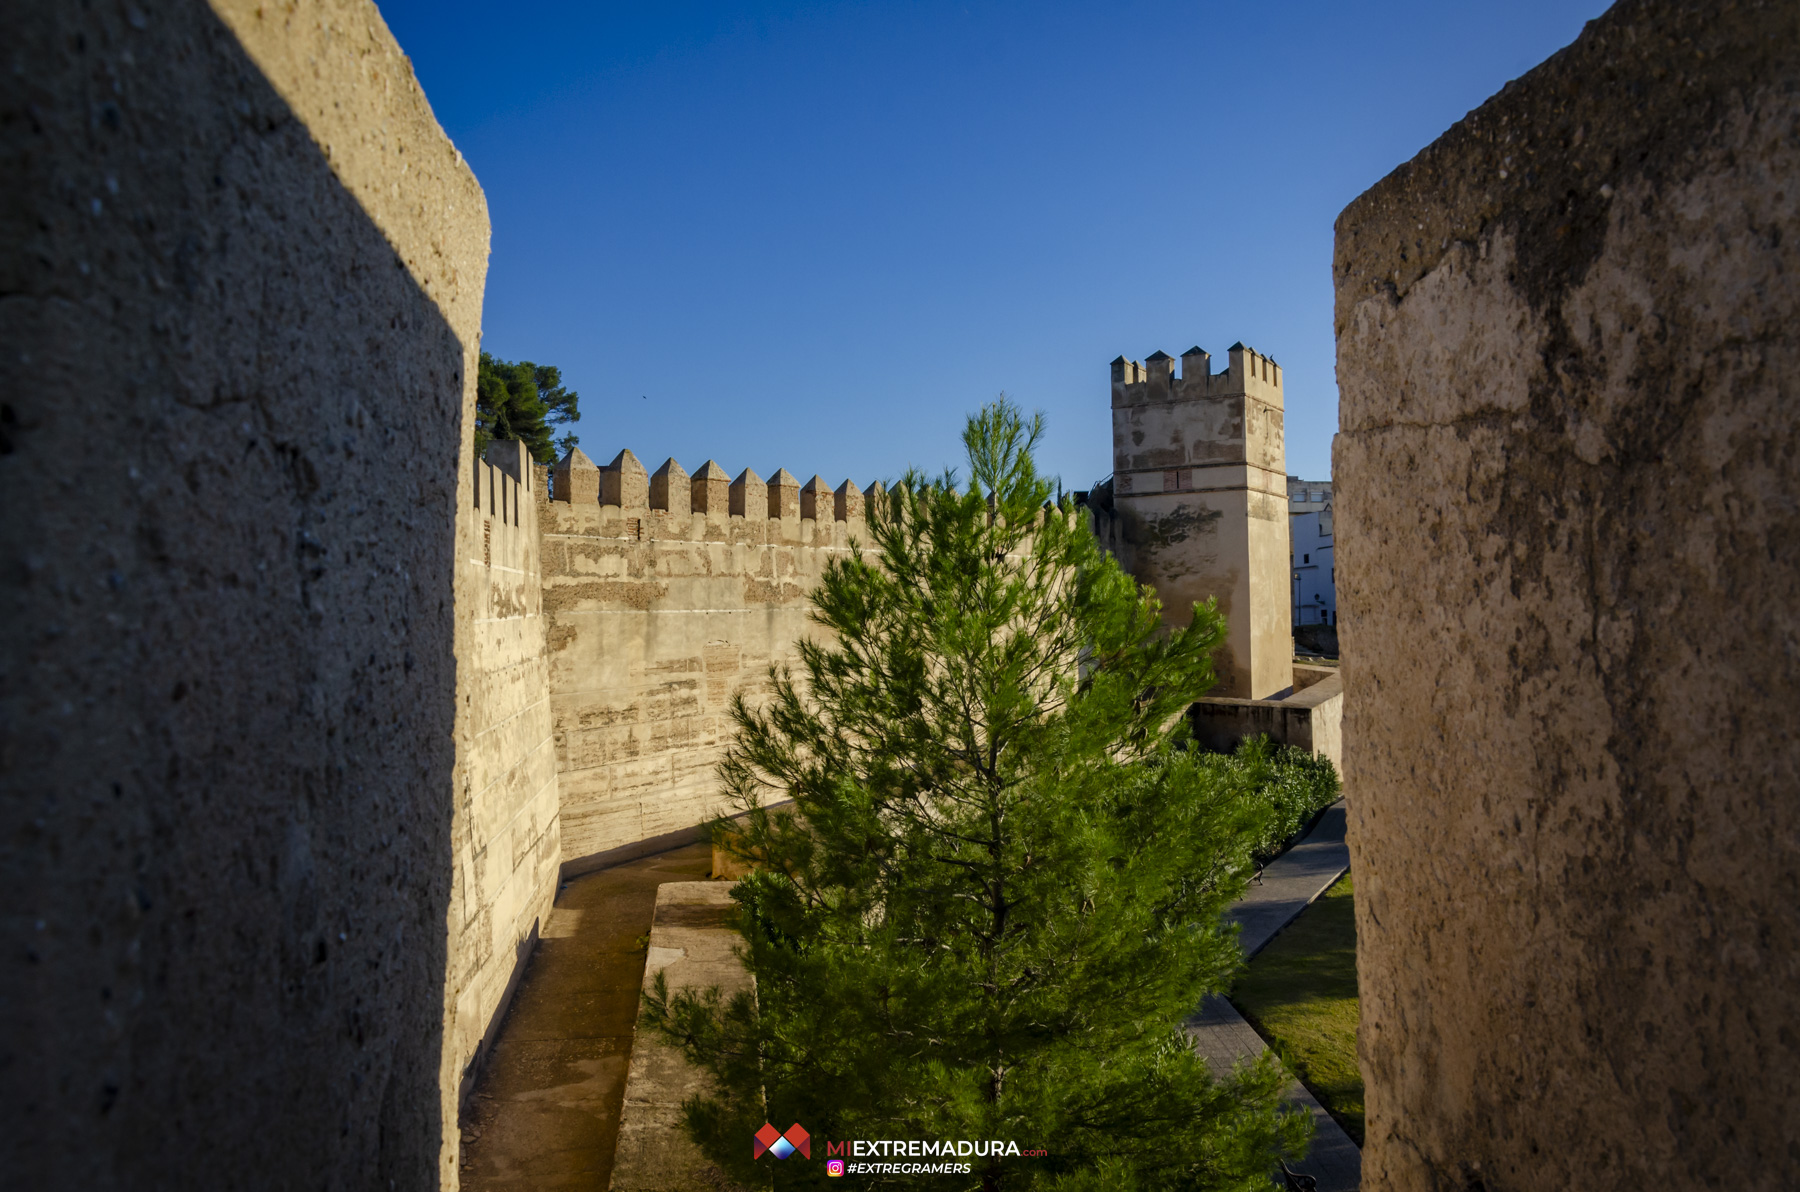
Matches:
[611,882,750,1192]
[1334,1,1800,1188]
[601,449,650,510]
[834,478,865,522]
[1093,344,1292,698]
[690,460,731,515]
[651,458,691,516]
[1,0,488,1186]
[728,467,765,518]
[767,467,800,519]
[539,487,867,871]
[799,474,830,522]
[554,447,601,506]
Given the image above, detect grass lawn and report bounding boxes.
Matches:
[1230,872,1363,1146]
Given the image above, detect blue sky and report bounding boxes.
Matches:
[379,0,1608,490]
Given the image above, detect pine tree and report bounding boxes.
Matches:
[648,399,1311,1190]
[474,352,580,463]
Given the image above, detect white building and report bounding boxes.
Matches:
[1288,476,1335,626]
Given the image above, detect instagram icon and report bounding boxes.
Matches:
[826,1159,846,1177]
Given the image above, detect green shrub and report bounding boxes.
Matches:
[1200,736,1340,861]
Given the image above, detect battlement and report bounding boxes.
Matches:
[549,446,880,532]
[1111,342,1283,410]
[475,439,533,532]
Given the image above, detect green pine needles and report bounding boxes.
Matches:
[646,399,1312,1190]
[473,351,579,463]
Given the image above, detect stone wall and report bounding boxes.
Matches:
[543,449,874,872]
[1,1,489,1187]
[1188,672,1343,769]
[1333,0,1800,1187]
[448,441,560,1111]
[1096,344,1292,698]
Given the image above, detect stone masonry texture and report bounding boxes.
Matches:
[1,1,490,1187]
[1333,1,1799,1188]
[450,443,562,1135]
[1098,345,1293,699]
[541,457,873,871]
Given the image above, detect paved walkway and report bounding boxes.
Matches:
[611,882,751,1192]
[1186,801,1360,1192]
[458,842,713,1190]
[1229,803,1354,958]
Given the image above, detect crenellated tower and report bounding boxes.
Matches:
[1101,342,1292,699]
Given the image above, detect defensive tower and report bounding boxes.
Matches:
[1104,343,1292,698]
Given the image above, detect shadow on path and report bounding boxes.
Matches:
[459,842,714,1190]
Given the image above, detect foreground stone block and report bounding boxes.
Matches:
[1334,1,1800,1188]
[1,0,490,1186]
[612,882,748,1192]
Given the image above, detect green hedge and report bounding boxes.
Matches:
[1199,735,1341,861]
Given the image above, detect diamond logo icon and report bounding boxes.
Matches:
[752,1122,811,1160]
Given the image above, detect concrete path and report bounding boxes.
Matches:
[458,842,713,1191]
[1229,802,1353,958]
[1186,801,1360,1192]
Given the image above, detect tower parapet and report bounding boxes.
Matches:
[1110,343,1283,412]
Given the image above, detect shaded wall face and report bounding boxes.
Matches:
[1333,0,1800,1187]
[1094,490,1244,690]
[0,1,488,1187]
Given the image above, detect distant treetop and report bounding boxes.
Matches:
[475,352,580,464]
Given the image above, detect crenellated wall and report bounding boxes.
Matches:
[448,440,560,1108]
[1093,342,1292,699]
[541,448,880,872]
